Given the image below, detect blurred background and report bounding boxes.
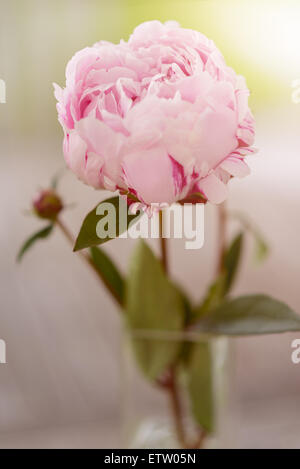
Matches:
[1,0,300,448]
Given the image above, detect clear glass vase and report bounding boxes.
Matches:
[121,329,234,449]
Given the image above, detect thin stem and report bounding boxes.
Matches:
[158,211,188,448]
[167,368,187,448]
[56,217,74,245]
[159,210,168,274]
[157,368,205,449]
[216,202,227,276]
[187,428,207,449]
[56,218,123,308]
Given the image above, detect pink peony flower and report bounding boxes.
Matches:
[54,21,255,207]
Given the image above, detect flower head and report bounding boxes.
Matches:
[54,21,255,207]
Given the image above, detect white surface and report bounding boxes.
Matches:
[1,396,300,449]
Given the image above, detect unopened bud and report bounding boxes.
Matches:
[33,189,63,220]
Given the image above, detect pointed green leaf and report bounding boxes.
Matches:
[173,284,193,325]
[253,236,269,264]
[126,241,185,380]
[74,196,141,251]
[193,275,226,321]
[90,246,124,305]
[195,294,300,336]
[223,232,244,293]
[192,233,244,322]
[186,341,214,433]
[17,224,54,262]
[230,211,269,265]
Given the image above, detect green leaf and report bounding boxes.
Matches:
[74,196,141,251]
[126,240,185,380]
[192,233,244,322]
[223,232,244,293]
[195,294,300,336]
[253,236,269,264]
[186,341,214,433]
[193,275,226,321]
[173,284,193,325]
[90,246,124,305]
[229,211,269,265]
[17,224,54,262]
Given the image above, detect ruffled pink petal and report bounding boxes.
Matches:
[128,21,166,48]
[85,67,137,88]
[169,155,186,196]
[66,47,99,88]
[63,132,87,181]
[84,151,104,188]
[122,146,177,205]
[237,110,255,146]
[220,156,250,178]
[75,116,124,186]
[197,172,228,204]
[63,133,104,188]
[235,76,250,123]
[193,106,238,169]
[53,83,63,103]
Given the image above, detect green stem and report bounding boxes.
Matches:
[158,209,208,449]
[166,368,188,449]
[159,210,168,274]
[216,202,227,276]
[158,210,189,448]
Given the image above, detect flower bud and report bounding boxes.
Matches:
[33,189,63,220]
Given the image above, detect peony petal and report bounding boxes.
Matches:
[122,146,177,205]
[85,151,104,188]
[193,106,238,169]
[197,173,228,204]
[63,132,87,181]
[220,156,250,178]
[76,116,124,185]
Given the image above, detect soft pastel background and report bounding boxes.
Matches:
[1,0,300,448]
